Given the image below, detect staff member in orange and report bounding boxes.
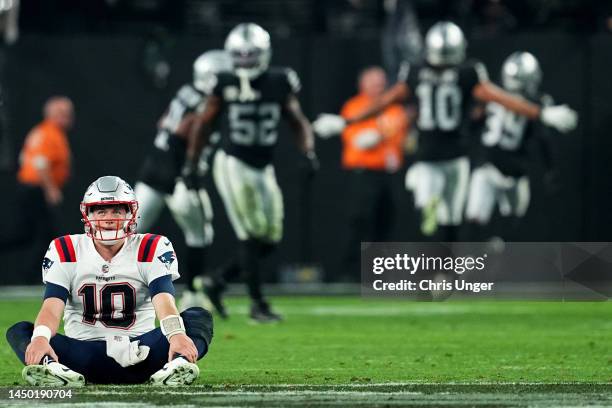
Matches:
[8,96,73,280]
[340,67,409,278]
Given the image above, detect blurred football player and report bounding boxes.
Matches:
[186,23,317,323]
[465,52,558,235]
[314,21,577,241]
[135,50,232,311]
[6,176,213,386]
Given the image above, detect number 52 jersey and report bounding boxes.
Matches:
[41,234,180,341]
[211,67,301,168]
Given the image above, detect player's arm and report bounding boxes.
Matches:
[152,292,198,363]
[156,108,169,129]
[146,241,197,363]
[473,82,540,119]
[25,297,65,365]
[182,95,221,189]
[473,81,577,133]
[187,95,220,162]
[313,82,409,137]
[28,129,62,205]
[347,82,409,125]
[284,94,316,160]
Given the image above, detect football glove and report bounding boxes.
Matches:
[540,104,578,133]
[313,114,346,138]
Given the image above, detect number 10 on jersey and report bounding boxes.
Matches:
[78,283,136,329]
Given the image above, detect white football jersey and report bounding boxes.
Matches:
[41,233,180,341]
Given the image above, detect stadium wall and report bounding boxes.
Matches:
[0,33,605,285]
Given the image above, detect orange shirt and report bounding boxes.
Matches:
[18,120,71,188]
[340,94,408,172]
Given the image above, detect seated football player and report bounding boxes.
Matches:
[5,176,213,386]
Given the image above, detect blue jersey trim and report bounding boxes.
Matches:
[149,275,175,298]
[43,282,69,303]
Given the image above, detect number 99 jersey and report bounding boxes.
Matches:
[399,60,488,161]
[41,234,180,341]
[211,67,301,168]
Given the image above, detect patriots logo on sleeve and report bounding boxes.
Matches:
[42,257,54,276]
[157,251,176,270]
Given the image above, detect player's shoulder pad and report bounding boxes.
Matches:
[52,235,77,263]
[285,67,301,93]
[177,83,204,106]
[137,233,165,262]
[269,66,301,93]
[465,59,489,83]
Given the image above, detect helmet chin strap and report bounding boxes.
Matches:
[88,215,130,246]
[97,237,125,246]
[94,229,127,246]
[237,70,257,102]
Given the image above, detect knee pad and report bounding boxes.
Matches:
[6,321,33,353]
[181,307,214,346]
[6,321,33,340]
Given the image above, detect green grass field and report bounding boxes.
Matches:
[1,297,611,406]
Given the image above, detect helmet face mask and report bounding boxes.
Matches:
[193,49,233,93]
[80,176,138,246]
[501,52,542,97]
[424,21,466,67]
[224,23,271,80]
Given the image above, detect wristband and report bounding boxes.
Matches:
[160,315,186,340]
[31,325,52,342]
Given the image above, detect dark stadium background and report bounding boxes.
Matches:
[0,0,610,285]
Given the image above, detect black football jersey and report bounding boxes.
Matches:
[153,83,206,152]
[400,60,487,161]
[211,66,301,168]
[476,94,550,177]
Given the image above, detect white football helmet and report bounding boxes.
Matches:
[424,21,466,67]
[501,51,542,97]
[224,23,271,80]
[80,176,138,245]
[193,49,232,93]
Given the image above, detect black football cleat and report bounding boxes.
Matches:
[250,300,283,324]
[203,281,228,320]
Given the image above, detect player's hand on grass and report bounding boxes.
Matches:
[25,337,58,365]
[168,333,198,363]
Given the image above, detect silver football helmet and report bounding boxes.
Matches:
[224,23,271,79]
[424,21,466,66]
[501,51,542,97]
[80,176,138,245]
[193,49,232,93]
